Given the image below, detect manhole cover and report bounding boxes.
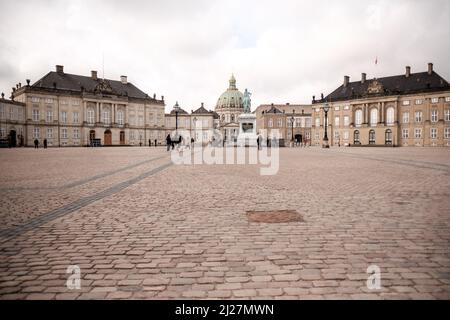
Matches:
[246,210,304,223]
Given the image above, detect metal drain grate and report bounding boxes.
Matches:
[246,210,304,223]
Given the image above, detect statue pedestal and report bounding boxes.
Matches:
[237,113,258,147]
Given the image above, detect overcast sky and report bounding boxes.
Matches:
[1,0,449,112]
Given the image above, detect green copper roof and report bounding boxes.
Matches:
[216,74,244,110]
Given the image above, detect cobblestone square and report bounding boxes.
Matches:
[0,146,450,300]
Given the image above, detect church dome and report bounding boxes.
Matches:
[216,74,244,110]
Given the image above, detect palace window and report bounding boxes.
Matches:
[445,109,450,121]
[47,110,53,122]
[355,109,363,126]
[138,115,144,126]
[268,119,273,127]
[354,130,360,144]
[445,97,450,102]
[431,97,439,104]
[402,129,409,139]
[334,106,340,111]
[415,128,422,139]
[415,99,423,105]
[430,128,437,139]
[0,106,4,119]
[445,128,450,138]
[305,118,311,127]
[45,98,53,104]
[130,131,135,140]
[277,119,283,127]
[334,131,340,140]
[334,116,340,126]
[315,132,320,140]
[61,111,67,124]
[431,110,438,123]
[386,107,395,125]
[343,116,349,126]
[370,108,378,126]
[402,112,409,124]
[73,112,79,124]
[61,128,67,139]
[315,117,320,127]
[369,130,376,144]
[87,109,95,124]
[102,109,111,124]
[31,97,40,103]
[343,131,349,140]
[117,110,124,125]
[73,129,79,139]
[385,129,393,145]
[33,127,40,138]
[72,100,80,106]
[60,100,67,105]
[344,105,350,110]
[402,100,410,106]
[415,111,423,123]
[32,109,40,121]
[296,118,302,127]
[47,128,53,139]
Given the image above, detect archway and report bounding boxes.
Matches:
[9,130,17,147]
[120,131,125,145]
[104,129,112,146]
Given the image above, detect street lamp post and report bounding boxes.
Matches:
[323,104,330,148]
[174,101,180,136]
[290,116,294,145]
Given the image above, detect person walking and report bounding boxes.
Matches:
[256,134,261,150]
[148,139,151,147]
[34,138,39,149]
[43,138,48,149]
[166,134,171,151]
[154,139,157,147]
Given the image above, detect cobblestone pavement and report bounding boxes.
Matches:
[0,146,449,300]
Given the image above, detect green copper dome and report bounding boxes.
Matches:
[216,74,244,110]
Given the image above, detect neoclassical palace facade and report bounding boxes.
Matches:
[311,63,450,147]
[9,65,166,147]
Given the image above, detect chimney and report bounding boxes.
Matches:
[201,102,204,108]
[91,70,98,80]
[361,73,366,84]
[406,66,411,78]
[344,76,350,87]
[120,75,127,84]
[56,65,64,74]
[428,63,433,75]
[161,95,164,101]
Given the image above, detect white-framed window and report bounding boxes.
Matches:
[45,98,53,104]
[0,105,4,119]
[18,108,24,120]
[415,111,423,123]
[306,132,310,139]
[334,106,340,111]
[402,129,409,139]
[268,119,273,128]
[431,97,439,104]
[73,112,79,123]
[315,117,320,127]
[33,127,40,138]
[46,110,53,122]
[203,131,208,140]
[102,109,110,124]
[73,128,79,139]
[355,109,363,126]
[343,116,349,126]
[61,111,67,123]
[445,128,450,138]
[402,112,409,124]
[47,128,53,139]
[9,107,15,120]
[305,118,311,128]
[430,128,437,139]
[32,109,40,121]
[334,131,340,139]
[117,110,124,125]
[386,107,395,125]
[130,131,135,140]
[344,105,350,110]
[445,109,450,121]
[315,132,320,140]
[185,118,190,128]
[61,128,67,139]
[72,100,80,106]
[402,100,410,106]
[277,119,283,127]
[415,99,423,105]
[445,97,450,102]
[414,128,422,139]
[0,128,5,137]
[431,109,438,123]
[87,108,95,124]
[138,115,144,126]
[31,97,40,103]
[370,108,378,126]
[343,131,349,140]
[60,99,68,105]
[334,116,340,126]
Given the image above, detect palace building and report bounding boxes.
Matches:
[255,104,312,145]
[10,65,166,147]
[311,63,450,147]
[0,94,26,147]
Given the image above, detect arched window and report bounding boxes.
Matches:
[117,110,124,125]
[102,108,110,124]
[268,118,273,128]
[386,107,395,125]
[355,109,363,126]
[221,114,225,122]
[369,129,376,144]
[354,130,360,144]
[87,108,95,124]
[385,129,393,145]
[231,114,235,122]
[370,108,378,126]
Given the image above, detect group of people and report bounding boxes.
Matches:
[166,134,195,151]
[33,138,48,149]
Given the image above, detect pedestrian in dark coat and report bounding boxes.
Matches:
[34,138,39,149]
[166,134,172,151]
